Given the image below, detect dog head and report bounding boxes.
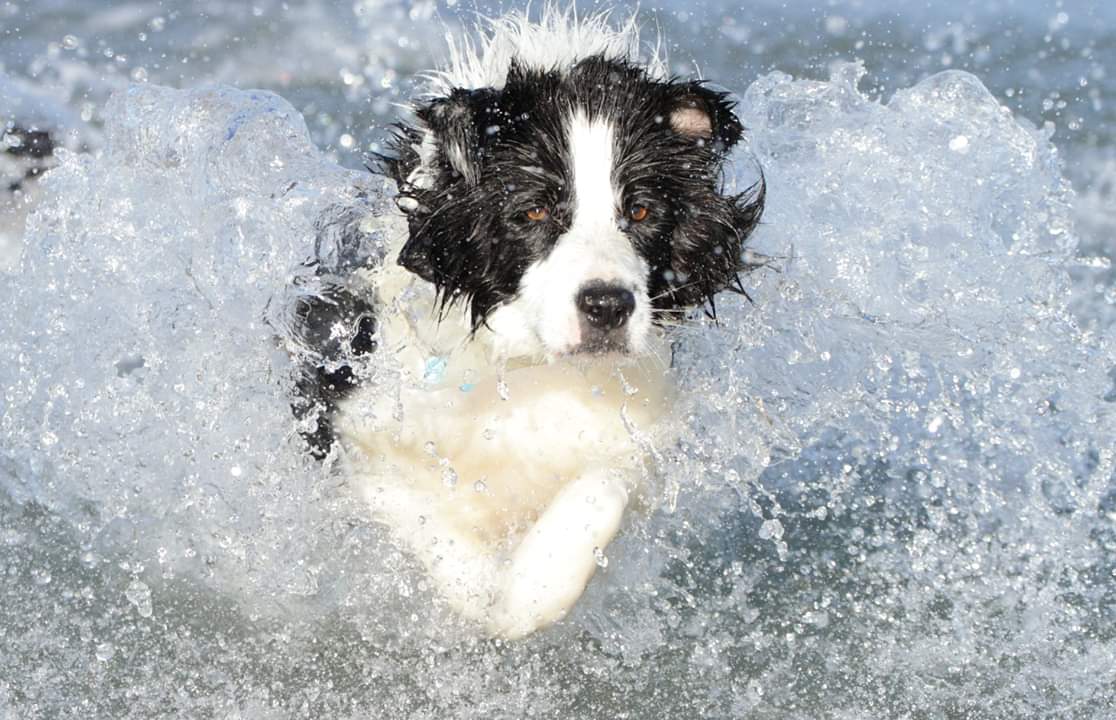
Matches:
[382,52,763,360]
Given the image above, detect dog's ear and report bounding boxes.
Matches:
[416,87,499,186]
[395,88,499,295]
[667,82,743,151]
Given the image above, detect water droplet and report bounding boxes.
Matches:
[593,546,609,568]
[125,579,153,618]
[758,519,784,540]
[95,642,115,662]
[824,15,848,36]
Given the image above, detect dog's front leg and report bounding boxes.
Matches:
[362,483,502,625]
[491,469,630,639]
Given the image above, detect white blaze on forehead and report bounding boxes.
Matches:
[568,112,619,228]
[482,110,654,360]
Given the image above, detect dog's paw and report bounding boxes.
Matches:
[491,472,629,638]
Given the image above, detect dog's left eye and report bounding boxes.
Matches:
[628,204,650,223]
[525,206,550,222]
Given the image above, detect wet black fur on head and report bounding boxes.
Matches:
[377,55,765,328]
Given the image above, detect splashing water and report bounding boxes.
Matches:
[1,65,1115,720]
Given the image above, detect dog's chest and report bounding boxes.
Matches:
[340,356,669,541]
[335,261,671,542]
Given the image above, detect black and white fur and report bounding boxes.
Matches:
[292,9,764,638]
[1,127,56,264]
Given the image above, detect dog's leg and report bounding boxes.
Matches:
[492,470,630,639]
[363,483,499,625]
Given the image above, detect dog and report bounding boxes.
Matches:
[290,9,764,639]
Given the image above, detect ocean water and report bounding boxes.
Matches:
[2,2,1115,718]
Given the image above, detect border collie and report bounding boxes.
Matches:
[291,9,764,639]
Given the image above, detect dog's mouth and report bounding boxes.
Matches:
[573,336,630,356]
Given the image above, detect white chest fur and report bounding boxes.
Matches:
[334,251,672,638]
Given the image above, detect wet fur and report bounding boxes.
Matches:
[290,12,764,638]
[383,56,764,327]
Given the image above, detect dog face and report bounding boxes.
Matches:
[384,56,764,360]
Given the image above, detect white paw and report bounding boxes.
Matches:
[490,473,629,638]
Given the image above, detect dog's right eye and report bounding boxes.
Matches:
[525,206,550,222]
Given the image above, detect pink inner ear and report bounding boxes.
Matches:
[670,107,713,138]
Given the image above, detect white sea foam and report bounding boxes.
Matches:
[0,84,399,615]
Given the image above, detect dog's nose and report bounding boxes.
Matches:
[576,283,636,331]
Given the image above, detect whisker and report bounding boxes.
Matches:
[638,343,670,373]
[647,279,704,303]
